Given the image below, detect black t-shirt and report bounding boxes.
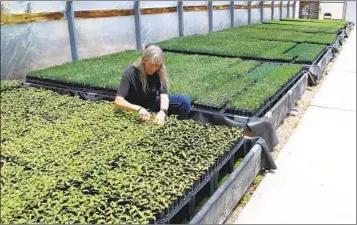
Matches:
[116,66,168,108]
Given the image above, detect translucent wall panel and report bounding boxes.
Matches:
[251,1,261,6]
[251,8,261,24]
[214,1,231,6]
[73,1,133,11]
[213,9,231,31]
[235,1,249,5]
[75,16,136,59]
[140,1,177,9]
[234,9,248,26]
[184,11,209,35]
[141,13,179,47]
[263,1,272,22]
[2,1,65,14]
[294,1,300,19]
[282,1,288,19]
[282,7,288,19]
[183,1,208,7]
[1,21,71,80]
[264,8,272,22]
[274,6,280,20]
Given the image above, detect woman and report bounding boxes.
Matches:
[114,45,191,124]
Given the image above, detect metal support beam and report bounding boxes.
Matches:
[342,0,347,21]
[279,0,283,20]
[208,1,213,32]
[134,1,142,50]
[178,1,184,36]
[248,1,252,24]
[65,1,79,61]
[260,1,264,23]
[293,1,297,19]
[287,1,290,18]
[230,1,234,28]
[271,0,275,20]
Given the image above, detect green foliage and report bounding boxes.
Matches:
[28,51,142,88]
[227,64,303,112]
[233,158,243,169]
[155,33,297,61]
[267,19,347,30]
[165,54,258,104]
[0,80,21,91]
[250,23,339,34]
[155,28,327,62]
[29,51,259,106]
[283,43,326,63]
[1,86,244,224]
[281,18,348,27]
[217,174,230,188]
[227,26,335,44]
[307,33,336,44]
[220,26,315,43]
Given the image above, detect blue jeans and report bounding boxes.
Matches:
[150,95,191,120]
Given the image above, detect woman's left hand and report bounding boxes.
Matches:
[154,110,166,125]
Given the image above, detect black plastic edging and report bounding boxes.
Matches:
[330,36,342,51]
[155,138,247,224]
[253,69,304,118]
[190,68,306,119]
[23,81,115,101]
[264,73,308,130]
[26,76,117,96]
[296,46,330,66]
[189,142,263,224]
[191,68,306,120]
[223,68,305,118]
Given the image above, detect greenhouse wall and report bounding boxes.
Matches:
[1,1,295,81]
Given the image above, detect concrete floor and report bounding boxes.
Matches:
[234,29,356,224]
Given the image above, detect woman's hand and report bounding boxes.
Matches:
[138,108,151,121]
[154,110,166,125]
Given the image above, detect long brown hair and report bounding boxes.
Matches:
[133,45,169,92]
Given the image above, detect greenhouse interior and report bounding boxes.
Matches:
[1,1,356,224]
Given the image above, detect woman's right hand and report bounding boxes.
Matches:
[138,108,151,121]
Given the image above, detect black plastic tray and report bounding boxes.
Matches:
[189,139,263,224]
[224,68,305,117]
[158,48,296,64]
[26,67,306,119]
[292,46,330,65]
[154,137,247,224]
[160,47,328,65]
[26,76,117,96]
[262,21,343,34]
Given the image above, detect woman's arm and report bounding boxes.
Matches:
[114,96,142,112]
[154,94,169,124]
[115,96,151,121]
[159,94,169,112]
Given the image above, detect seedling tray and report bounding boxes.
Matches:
[224,69,305,117]
[26,66,306,122]
[189,140,266,224]
[158,48,296,64]
[2,84,276,224]
[290,46,329,65]
[308,47,335,85]
[263,73,309,130]
[188,71,309,147]
[154,137,246,224]
[26,76,116,100]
